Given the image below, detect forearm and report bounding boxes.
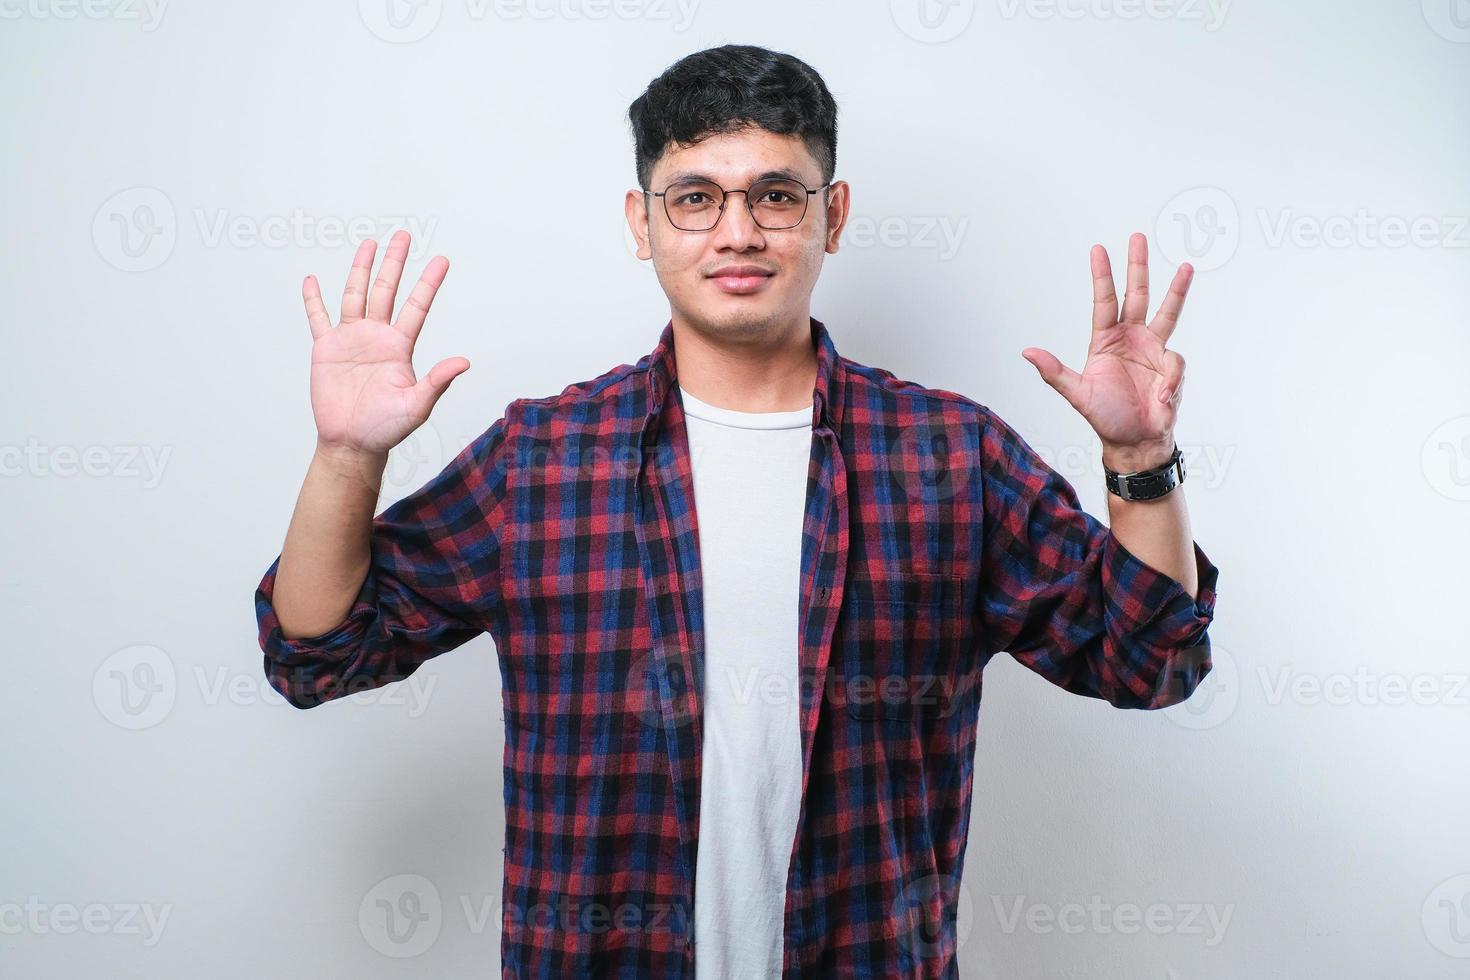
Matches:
[1101,441,1199,599]
[272,441,388,639]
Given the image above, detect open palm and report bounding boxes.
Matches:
[1022,233,1192,466]
[303,231,468,455]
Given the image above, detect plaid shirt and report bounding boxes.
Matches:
[255,317,1219,978]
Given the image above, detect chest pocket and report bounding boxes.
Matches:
[838,569,964,721]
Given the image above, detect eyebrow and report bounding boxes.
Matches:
[660,167,813,186]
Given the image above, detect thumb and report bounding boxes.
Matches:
[1021,347,1084,410]
[411,356,471,417]
[1158,350,1186,404]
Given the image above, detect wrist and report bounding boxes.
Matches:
[314,439,389,479]
[1101,438,1176,473]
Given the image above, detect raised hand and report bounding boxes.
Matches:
[1021,232,1192,471]
[302,231,468,456]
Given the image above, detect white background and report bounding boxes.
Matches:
[4,1,1468,976]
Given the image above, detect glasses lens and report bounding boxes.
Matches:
[663,180,724,231]
[748,178,809,229]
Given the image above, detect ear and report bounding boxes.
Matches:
[624,189,653,261]
[823,180,850,255]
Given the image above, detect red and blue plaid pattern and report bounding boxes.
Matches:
[256,317,1218,978]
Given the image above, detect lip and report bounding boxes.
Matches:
[708,266,774,295]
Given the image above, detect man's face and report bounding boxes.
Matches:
[625,127,848,344]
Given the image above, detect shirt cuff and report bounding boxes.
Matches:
[254,554,378,664]
[1102,535,1219,644]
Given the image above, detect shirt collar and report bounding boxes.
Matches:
[641,316,844,434]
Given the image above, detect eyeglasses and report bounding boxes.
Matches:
[645,176,833,232]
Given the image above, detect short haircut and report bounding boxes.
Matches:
[627,44,839,191]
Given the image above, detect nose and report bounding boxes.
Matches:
[710,190,765,250]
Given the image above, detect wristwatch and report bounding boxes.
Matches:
[1104,444,1185,501]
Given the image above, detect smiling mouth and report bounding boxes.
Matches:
[707,268,775,294]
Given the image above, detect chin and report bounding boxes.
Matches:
[710,306,783,335]
[677,304,777,343]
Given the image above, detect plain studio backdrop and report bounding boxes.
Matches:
[4,2,1467,977]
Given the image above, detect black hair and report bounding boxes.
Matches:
[627,44,838,191]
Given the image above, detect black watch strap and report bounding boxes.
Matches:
[1104,444,1185,501]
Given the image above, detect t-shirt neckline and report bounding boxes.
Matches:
[677,385,813,431]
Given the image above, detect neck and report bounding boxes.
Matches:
[669,314,818,414]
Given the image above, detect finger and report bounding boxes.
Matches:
[1158,350,1186,404]
[1149,263,1193,344]
[410,356,471,418]
[367,230,412,323]
[1120,232,1150,324]
[393,256,450,343]
[341,238,378,324]
[1091,244,1119,332]
[1021,347,1085,411]
[301,275,333,340]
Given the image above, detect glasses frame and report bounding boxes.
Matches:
[644,177,834,232]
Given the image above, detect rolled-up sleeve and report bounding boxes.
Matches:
[976,406,1219,709]
[255,413,512,709]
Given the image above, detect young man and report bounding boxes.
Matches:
[255,44,1218,979]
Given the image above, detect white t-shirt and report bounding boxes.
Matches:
[679,384,811,980]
